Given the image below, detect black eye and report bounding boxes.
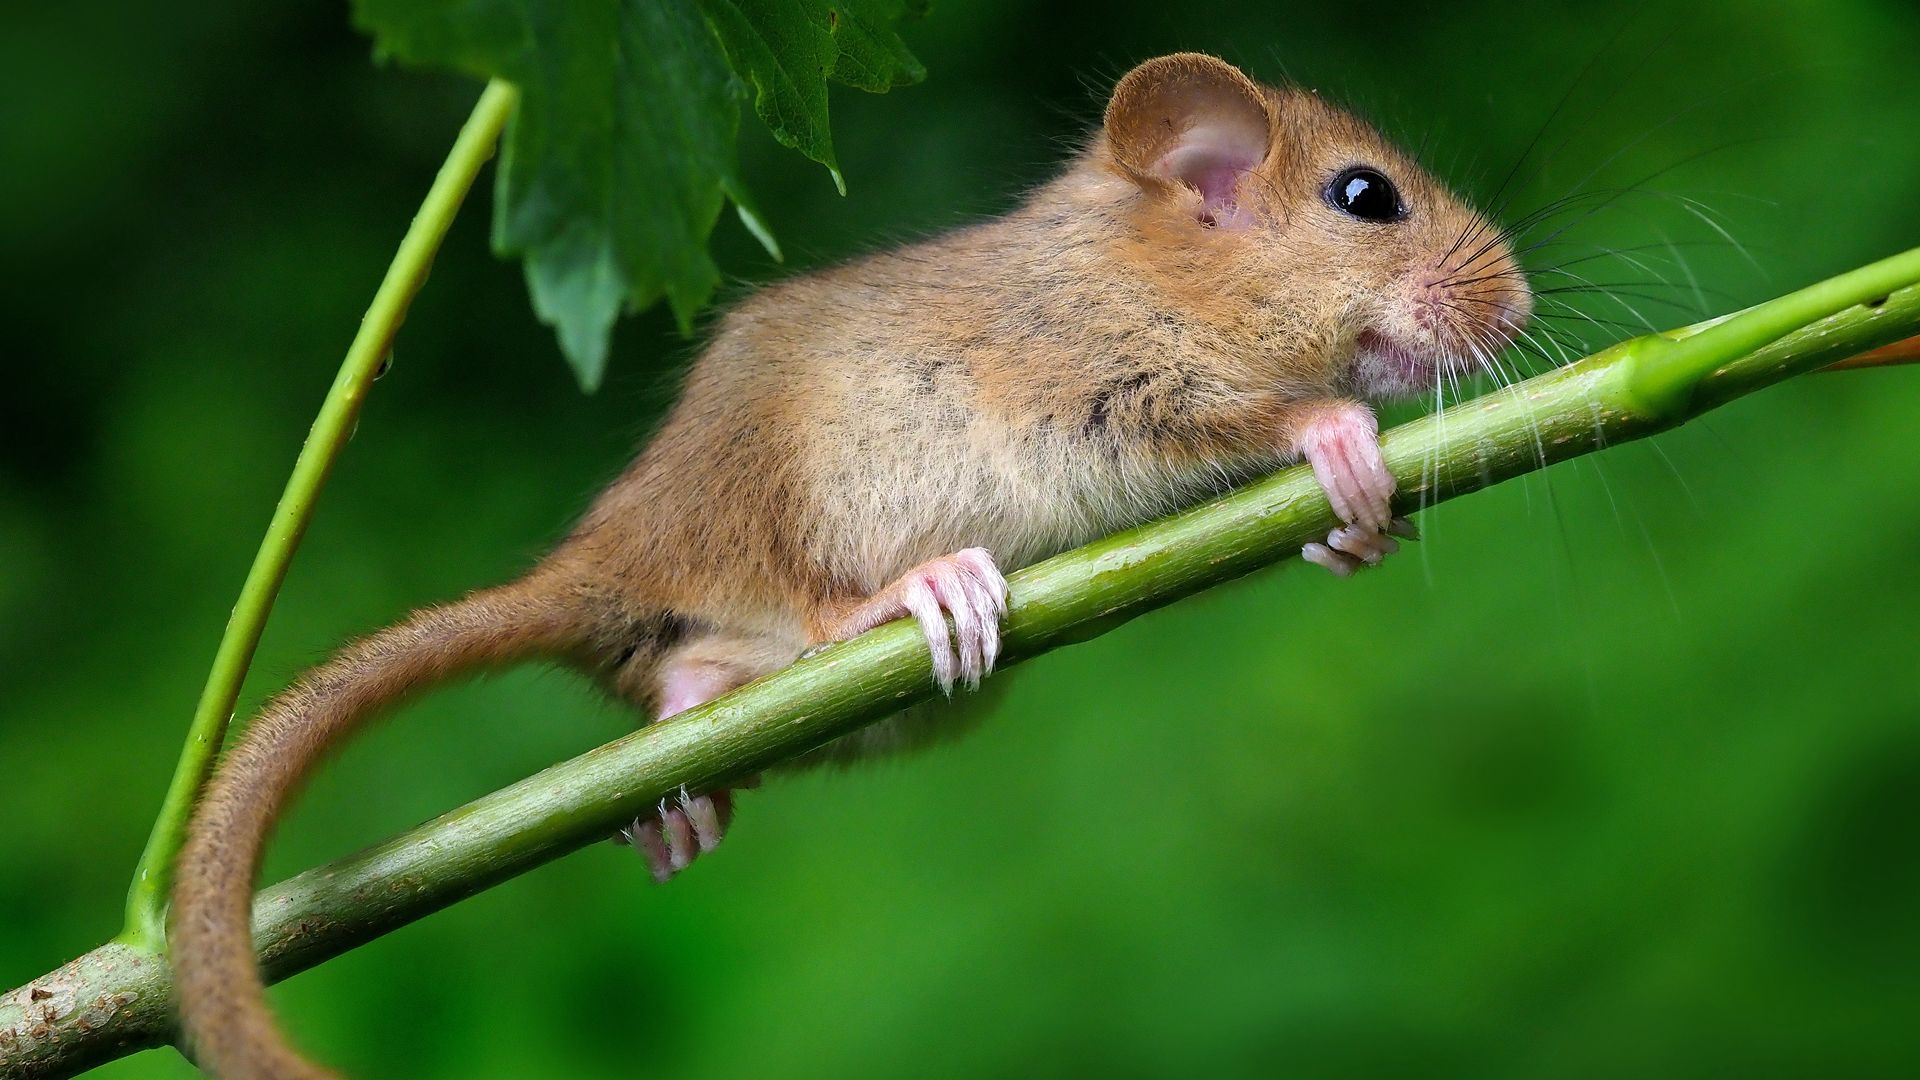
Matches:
[1326,167,1404,223]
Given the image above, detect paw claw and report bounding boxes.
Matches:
[1388,516,1420,541]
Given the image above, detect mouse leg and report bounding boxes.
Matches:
[812,547,1009,694]
[1294,403,1417,576]
[617,636,785,883]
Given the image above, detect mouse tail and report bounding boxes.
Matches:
[169,571,604,1080]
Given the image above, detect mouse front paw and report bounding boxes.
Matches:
[1296,405,1414,576]
[1302,519,1419,576]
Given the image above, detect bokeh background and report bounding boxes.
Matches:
[5,1,1920,1076]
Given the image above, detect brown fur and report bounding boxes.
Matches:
[171,53,1530,1078]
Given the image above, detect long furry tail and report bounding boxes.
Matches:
[170,576,590,1079]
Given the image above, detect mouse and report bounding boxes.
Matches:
[170,52,1532,1079]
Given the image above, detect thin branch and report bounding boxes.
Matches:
[5,265,1918,1078]
[119,81,521,951]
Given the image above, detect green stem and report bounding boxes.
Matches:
[117,80,521,952]
[9,266,1918,1079]
[1628,244,1920,414]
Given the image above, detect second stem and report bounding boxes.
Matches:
[119,79,521,950]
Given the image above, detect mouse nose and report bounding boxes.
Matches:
[1431,253,1532,351]
[1412,265,1528,339]
[1422,203,1534,346]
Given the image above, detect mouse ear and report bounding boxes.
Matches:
[1104,53,1273,221]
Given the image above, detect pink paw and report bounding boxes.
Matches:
[1302,519,1418,576]
[900,547,1009,694]
[1297,406,1415,576]
[622,787,734,884]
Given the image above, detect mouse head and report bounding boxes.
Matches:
[1102,53,1532,399]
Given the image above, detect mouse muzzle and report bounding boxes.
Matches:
[1353,225,1534,400]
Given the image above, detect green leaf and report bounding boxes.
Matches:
[697,1,844,191]
[828,0,929,92]
[697,0,926,194]
[351,0,921,391]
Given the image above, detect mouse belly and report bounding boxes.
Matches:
[801,425,1249,595]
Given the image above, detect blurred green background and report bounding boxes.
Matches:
[5,1,1920,1077]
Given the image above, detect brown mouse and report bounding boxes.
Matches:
[170,52,1532,1079]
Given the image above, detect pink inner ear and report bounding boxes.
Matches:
[1155,124,1266,222]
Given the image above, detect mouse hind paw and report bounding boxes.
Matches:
[899,548,1007,693]
[817,547,1010,696]
[622,787,735,884]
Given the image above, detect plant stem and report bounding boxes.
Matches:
[118,80,520,952]
[1628,244,1920,414]
[8,264,1917,1079]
